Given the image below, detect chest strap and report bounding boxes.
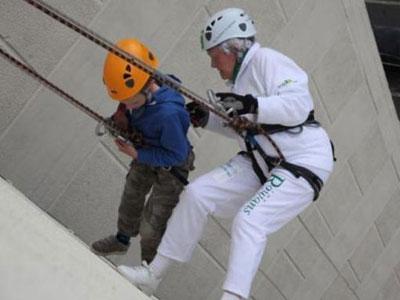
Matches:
[258,111,320,135]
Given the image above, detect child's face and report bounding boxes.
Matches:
[123,92,147,110]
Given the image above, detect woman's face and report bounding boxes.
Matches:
[207,46,236,80]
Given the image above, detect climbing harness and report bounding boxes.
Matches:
[243,130,325,201]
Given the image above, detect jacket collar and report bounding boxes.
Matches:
[229,42,260,86]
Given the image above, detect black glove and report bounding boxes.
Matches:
[215,92,258,115]
[186,102,209,128]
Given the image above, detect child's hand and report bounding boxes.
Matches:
[114,138,138,159]
[111,103,129,131]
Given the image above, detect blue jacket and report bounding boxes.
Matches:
[127,86,191,167]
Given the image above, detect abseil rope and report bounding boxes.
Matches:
[0,47,143,146]
[22,0,286,164]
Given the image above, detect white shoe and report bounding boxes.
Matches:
[117,261,161,296]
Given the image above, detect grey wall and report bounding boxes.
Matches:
[0,177,151,300]
[1,0,400,299]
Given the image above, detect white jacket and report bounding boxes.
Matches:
[206,43,334,182]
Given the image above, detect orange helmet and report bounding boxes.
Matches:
[103,39,159,101]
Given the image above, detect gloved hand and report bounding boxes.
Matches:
[215,92,258,115]
[111,103,129,131]
[186,102,209,128]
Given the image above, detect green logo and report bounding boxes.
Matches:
[277,79,296,89]
[243,174,285,216]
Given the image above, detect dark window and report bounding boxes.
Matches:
[366,1,400,119]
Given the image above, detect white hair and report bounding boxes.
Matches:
[218,37,255,60]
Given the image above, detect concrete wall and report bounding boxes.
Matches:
[1,0,400,299]
[0,177,150,300]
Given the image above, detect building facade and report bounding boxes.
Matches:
[1,0,400,299]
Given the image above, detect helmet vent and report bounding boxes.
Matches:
[125,78,135,88]
[217,16,222,20]
[123,64,135,88]
[148,51,155,61]
[205,24,213,41]
[240,13,244,17]
[239,23,247,31]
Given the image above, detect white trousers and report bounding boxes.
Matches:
[158,154,323,298]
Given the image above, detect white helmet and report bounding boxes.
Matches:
[201,8,256,50]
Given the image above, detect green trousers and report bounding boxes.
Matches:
[117,150,194,262]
